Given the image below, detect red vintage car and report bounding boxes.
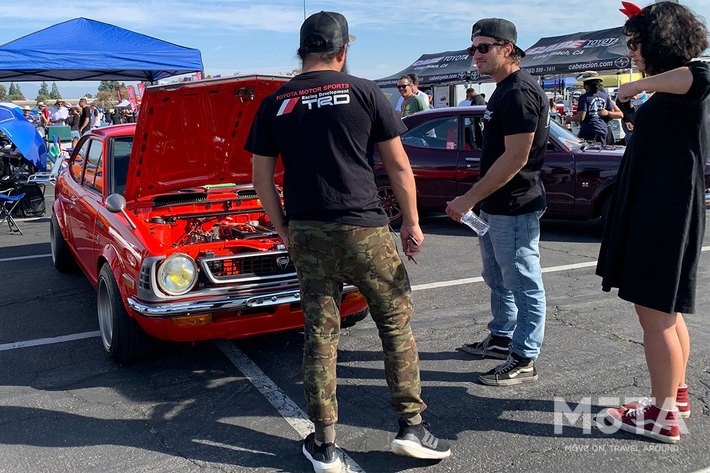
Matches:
[51,76,369,363]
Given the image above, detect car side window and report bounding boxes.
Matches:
[110,136,133,195]
[82,140,104,194]
[70,140,90,182]
[402,117,458,150]
[463,116,484,151]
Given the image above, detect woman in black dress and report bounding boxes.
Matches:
[597,1,709,443]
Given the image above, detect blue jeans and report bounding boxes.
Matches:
[479,210,546,360]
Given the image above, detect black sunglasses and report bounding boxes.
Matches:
[467,42,506,55]
[397,84,410,89]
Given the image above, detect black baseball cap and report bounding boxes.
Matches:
[300,11,355,53]
[471,18,526,57]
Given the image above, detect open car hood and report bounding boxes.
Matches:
[124,75,289,201]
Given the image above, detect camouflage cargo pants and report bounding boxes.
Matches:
[288,221,426,427]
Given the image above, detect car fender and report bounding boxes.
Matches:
[97,244,135,317]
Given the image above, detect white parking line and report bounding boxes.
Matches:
[0,253,52,263]
[0,330,100,352]
[215,340,366,473]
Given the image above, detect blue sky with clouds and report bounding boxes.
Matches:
[1,0,707,100]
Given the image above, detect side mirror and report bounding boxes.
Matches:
[105,193,126,213]
[105,193,135,229]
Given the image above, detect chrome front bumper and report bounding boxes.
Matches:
[127,285,358,318]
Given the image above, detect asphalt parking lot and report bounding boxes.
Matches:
[1,187,709,473]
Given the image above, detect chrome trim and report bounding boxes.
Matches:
[127,284,360,318]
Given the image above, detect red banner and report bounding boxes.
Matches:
[126,85,138,111]
[115,87,123,102]
[136,83,145,99]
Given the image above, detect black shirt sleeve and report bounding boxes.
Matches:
[245,96,279,157]
[499,88,542,136]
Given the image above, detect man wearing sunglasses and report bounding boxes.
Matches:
[397,75,428,117]
[446,18,549,387]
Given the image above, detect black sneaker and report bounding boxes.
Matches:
[302,433,342,473]
[391,420,452,460]
[461,334,511,359]
[478,352,538,386]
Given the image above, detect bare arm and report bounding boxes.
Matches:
[617,66,693,102]
[600,100,623,120]
[376,136,423,256]
[445,132,534,221]
[252,154,289,247]
[566,110,586,123]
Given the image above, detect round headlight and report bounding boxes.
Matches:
[157,254,197,296]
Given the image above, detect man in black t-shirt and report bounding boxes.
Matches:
[446,18,549,386]
[78,98,92,135]
[245,11,450,471]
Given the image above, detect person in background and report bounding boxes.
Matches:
[246,11,451,473]
[37,102,50,138]
[395,73,430,112]
[22,105,40,129]
[446,17,549,386]
[65,106,81,148]
[408,73,430,109]
[398,75,428,117]
[78,97,92,135]
[49,100,68,127]
[459,88,476,106]
[597,0,709,444]
[566,71,622,143]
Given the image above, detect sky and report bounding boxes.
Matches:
[0,0,707,101]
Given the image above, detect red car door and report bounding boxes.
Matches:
[65,138,104,281]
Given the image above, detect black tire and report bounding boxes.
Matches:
[341,308,370,328]
[97,264,155,363]
[376,180,403,228]
[50,214,77,273]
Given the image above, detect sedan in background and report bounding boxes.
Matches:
[376,106,627,226]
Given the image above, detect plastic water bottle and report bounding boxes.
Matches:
[461,210,489,236]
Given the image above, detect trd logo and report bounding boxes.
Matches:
[302,93,350,110]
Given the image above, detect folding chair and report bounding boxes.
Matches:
[0,189,25,234]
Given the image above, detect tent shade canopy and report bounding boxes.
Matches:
[0,17,203,82]
[521,26,631,76]
[375,49,491,87]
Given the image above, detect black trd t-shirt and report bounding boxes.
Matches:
[245,70,406,226]
[480,69,549,215]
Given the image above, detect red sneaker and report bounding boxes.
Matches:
[622,386,691,419]
[676,386,691,419]
[607,404,680,444]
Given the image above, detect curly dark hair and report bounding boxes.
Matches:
[623,2,709,76]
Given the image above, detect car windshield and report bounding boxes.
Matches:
[549,120,584,151]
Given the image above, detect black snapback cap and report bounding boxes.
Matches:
[471,18,526,57]
[300,11,355,53]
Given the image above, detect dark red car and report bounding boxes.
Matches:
[376,105,629,225]
[51,76,369,363]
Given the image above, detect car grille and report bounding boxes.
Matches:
[200,250,296,284]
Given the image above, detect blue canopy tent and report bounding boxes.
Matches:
[0,103,46,171]
[0,17,203,82]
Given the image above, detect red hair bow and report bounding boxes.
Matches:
[619,1,643,18]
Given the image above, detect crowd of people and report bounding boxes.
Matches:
[247,2,707,471]
[20,99,137,149]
